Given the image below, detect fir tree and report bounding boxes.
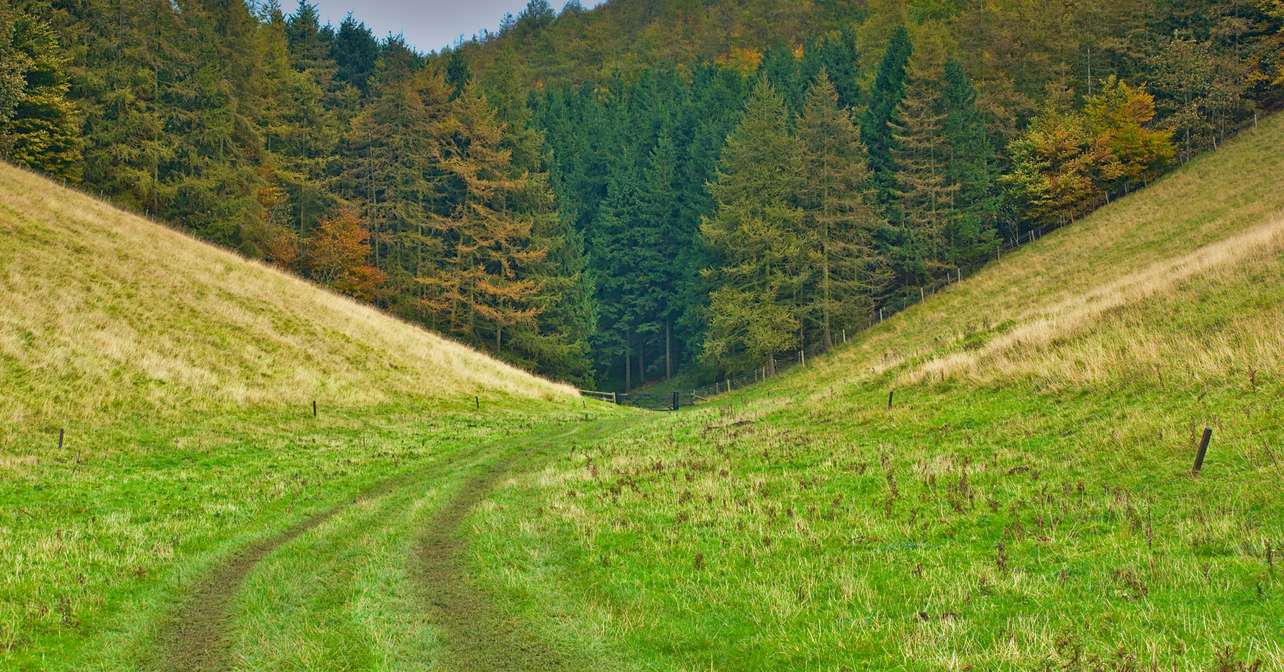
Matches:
[798,71,889,349]
[332,15,379,96]
[701,78,806,373]
[940,60,1001,269]
[891,79,958,280]
[861,27,912,210]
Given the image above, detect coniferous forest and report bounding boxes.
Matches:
[2,0,1280,389]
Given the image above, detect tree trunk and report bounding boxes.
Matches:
[624,346,631,391]
[638,335,645,387]
[665,320,672,380]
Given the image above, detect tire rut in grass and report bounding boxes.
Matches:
[415,426,589,672]
[154,503,342,672]
[153,470,419,672]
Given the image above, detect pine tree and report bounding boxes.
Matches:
[798,71,889,349]
[509,166,597,385]
[701,78,806,373]
[332,14,379,96]
[760,43,804,116]
[861,26,912,209]
[891,79,957,281]
[940,60,1000,269]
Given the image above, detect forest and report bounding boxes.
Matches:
[2,0,1280,389]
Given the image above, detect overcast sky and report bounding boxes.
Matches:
[279,1,606,54]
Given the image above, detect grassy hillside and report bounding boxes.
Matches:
[0,164,607,669]
[0,163,573,440]
[466,114,1284,669]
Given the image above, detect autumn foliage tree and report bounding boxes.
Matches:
[422,82,546,352]
[308,208,385,301]
[1085,76,1174,194]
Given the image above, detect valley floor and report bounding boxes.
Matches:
[3,104,1283,672]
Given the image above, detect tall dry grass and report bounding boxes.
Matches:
[907,217,1284,387]
[0,163,573,435]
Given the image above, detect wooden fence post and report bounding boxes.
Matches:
[887,390,894,410]
[475,395,480,410]
[1192,427,1212,474]
[672,391,680,411]
[58,428,64,450]
[312,400,317,417]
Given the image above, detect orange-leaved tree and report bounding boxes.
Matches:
[308,208,385,302]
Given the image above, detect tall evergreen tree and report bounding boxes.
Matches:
[861,26,913,210]
[701,79,806,374]
[798,71,889,349]
[332,14,379,95]
[891,80,958,281]
[760,43,804,116]
[940,60,1000,269]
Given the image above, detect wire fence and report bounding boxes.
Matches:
[580,221,1061,411]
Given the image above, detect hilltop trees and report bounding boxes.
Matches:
[10,0,1276,387]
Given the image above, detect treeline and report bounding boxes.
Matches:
[1,0,1280,389]
[522,0,1280,384]
[0,0,595,384]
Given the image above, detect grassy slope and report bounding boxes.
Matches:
[0,165,605,669]
[471,114,1284,669]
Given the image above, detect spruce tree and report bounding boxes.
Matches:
[701,78,806,373]
[861,27,912,209]
[891,79,958,281]
[798,71,889,349]
[940,60,1000,269]
[332,15,379,96]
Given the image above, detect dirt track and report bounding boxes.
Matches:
[413,429,576,672]
[151,419,621,671]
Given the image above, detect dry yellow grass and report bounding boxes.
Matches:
[909,216,1284,386]
[0,162,574,437]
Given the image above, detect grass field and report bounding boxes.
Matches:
[0,163,625,670]
[2,113,1281,670]
[465,114,1284,669]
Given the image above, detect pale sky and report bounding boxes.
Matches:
[280,0,607,54]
